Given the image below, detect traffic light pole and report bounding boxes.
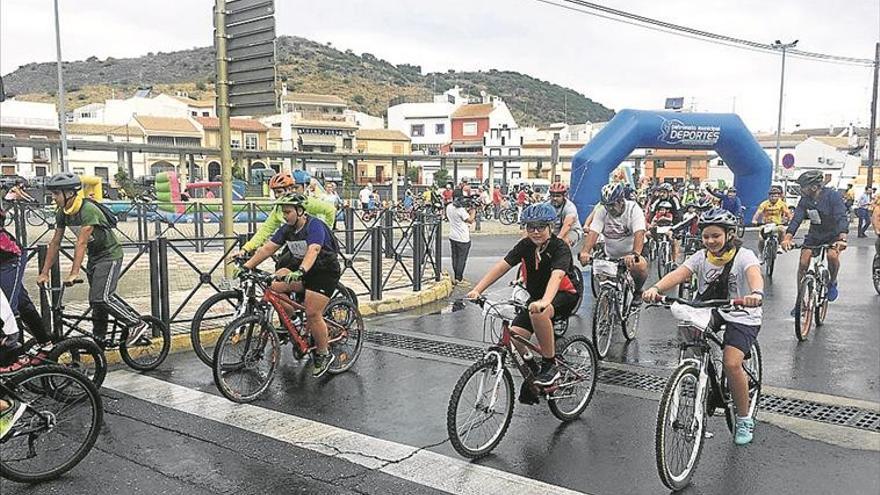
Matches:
[867,42,879,189]
[215,0,235,276]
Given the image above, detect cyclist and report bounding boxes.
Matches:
[752,185,792,256]
[650,183,682,221]
[642,208,764,445]
[547,182,583,255]
[647,200,681,262]
[241,193,342,377]
[708,185,744,219]
[580,183,648,302]
[235,171,334,258]
[781,170,848,304]
[465,203,580,387]
[37,173,146,346]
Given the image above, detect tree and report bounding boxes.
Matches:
[406,166,420,185]
[433,168,450,187]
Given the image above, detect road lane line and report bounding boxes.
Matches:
[104,370,594,495]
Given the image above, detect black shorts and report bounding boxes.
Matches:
[722,321,760,358]
[300,269,341,298]
[511,291,578,333]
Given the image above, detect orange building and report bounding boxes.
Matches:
[641,149,710,183]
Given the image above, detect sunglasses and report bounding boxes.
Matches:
[525,224,550,233]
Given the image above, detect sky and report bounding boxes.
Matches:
[1,0,878,133]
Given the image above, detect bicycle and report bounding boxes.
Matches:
[0,365,103,483]
[792,243,834,341]
[42,280,170,371]
[212,268,365,403]
[735,206,746,238]
[446,296,598,458]
[14,328,106,390]
[498,206,519,225]
[758,223,781,278]
[648,296,762,491]
[873,243,879,296]
[190,257,359,367]
[654,225,675,278]
[677,233,702,300]
[590,257,641,358]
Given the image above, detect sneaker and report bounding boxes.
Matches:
[125,321,150,347]
[518,381,539,405]
[0,399,26,440]
[776,248,784,255]
[827,282,839,302]
[734,417,755,445]
[523,355,540,377]
[790,307,797,318]
[312,352,336,378]
[533,360,560,387]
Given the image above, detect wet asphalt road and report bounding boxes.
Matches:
[3,230,878,494]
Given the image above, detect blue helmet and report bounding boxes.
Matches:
[520,203,557,225]
[292,169,311,185]
[600,183,625,205]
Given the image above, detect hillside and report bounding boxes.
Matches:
[2,35,614,126]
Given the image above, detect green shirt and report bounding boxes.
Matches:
[242,197,336,253]
[56,201,123,263]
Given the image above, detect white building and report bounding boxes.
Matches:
[70,92,212,126]
[794,136,862,189]
[346,110,384,130]
[483,126,523,182]
[0,100,60,177]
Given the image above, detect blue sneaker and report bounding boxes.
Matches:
[734,417,755,445]
[827,282,838,302]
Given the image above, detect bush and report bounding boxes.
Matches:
[352,94,365,105]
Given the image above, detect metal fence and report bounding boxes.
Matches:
[14,207,442,337]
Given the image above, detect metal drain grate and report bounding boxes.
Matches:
[366,330,880,433]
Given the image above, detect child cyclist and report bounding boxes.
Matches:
[241,193,342,377]
[642,208,764,445]
[466,203,581,389]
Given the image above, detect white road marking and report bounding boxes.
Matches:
[105,371,593,495]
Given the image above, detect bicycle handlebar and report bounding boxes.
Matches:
[648,295,758,309]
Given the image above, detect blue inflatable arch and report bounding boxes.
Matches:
[569,109,771,222]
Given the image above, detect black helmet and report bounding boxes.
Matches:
[769,185,783,195]
[796,170,824,188]
[697,208,738,231]
[46,172,82,192]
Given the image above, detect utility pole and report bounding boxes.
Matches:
[867,42,879,189]
[550,133,560,182]
[772,39,799,180]
[53,0,69,172]
[214,0,235,275]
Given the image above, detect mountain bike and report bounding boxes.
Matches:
[212,268,364,403]
[498,206,519,225]
[0,365,103,483]
[793,244,834,341]
[735,206,746,238]
[42,280,170,371]
[759,223,780,278]
[648,296,762,491]
[676,232,702,300]
[590,257,641,358]
[446,297,598,459]
[190,258,359,367]
[14,330,106,390]
[654,226,675,278]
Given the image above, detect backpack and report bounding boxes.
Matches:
[84,198,118,228]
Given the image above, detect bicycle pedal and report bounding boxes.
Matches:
[704,430,715,439]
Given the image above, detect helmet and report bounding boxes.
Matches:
[796,170,824,188]
[600,183,625,205]
[697,208,738,231]
[659,183,673,192]
[656,201,673,210]
[549,182,568,194]
[520,203,557,225]
[268,172,294,189]
[292,169,311,185]
[694,197,713,210]
[687,184,695,190]
[45,172,82,192]
[727,187,737,193]
[769,185,783,195]
[275,192,306,208]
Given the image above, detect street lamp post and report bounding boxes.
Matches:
[771,39,798,181]
[53,0,70,173]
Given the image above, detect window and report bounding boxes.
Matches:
[202,111,210,117]
[490,148,502,156]
[191,111,198,117]
[509,148,520,156]
[392,143,404,154]
[35,165,47,177]
[411,124,424,137]
[32,147,49,162]
[94,166,109,182]
[343,138,353,150]
[435,123,445,135]
[244,133,258,150]
[463,122,478,136]
[73,168,85,175]
[1,165,15,175]
[231,138,241,149]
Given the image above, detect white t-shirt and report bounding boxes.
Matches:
[358,188,372,204]
[682,248,763,326]
[446,204,470,243]
[1,291,19,337]
[589,200,646,259]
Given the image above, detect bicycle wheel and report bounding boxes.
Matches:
[25,209,46,227]
[724,341,763,433]
[657,244,668,279]
[570,269,584,313]
[548,335,598,421]
[794,277,815,341]
[190,290,244,367]
[655,364,705,492]
[47,337,107,389]
[622,303,640,341]
[119,316,171,371]
[0,366,102,483]
[591,290,615,358]
[589,267,599,298]
[764,243,777,278]
[324,298,365,375]
[814,275,829,326]
[873,255,880,295]
[446,357,514,459]
[212,314,280,403]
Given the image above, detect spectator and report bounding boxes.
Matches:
[325,182,343,230]
[492,186,503,217]
[442,184,453,204]
[359,183,373,211]
[856,186,873,238]
[447,189,475,284]
[459,178,471,197]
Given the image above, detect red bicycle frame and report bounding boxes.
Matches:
[262,289,346,356]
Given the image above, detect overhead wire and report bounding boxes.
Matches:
[535,0,876,68]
